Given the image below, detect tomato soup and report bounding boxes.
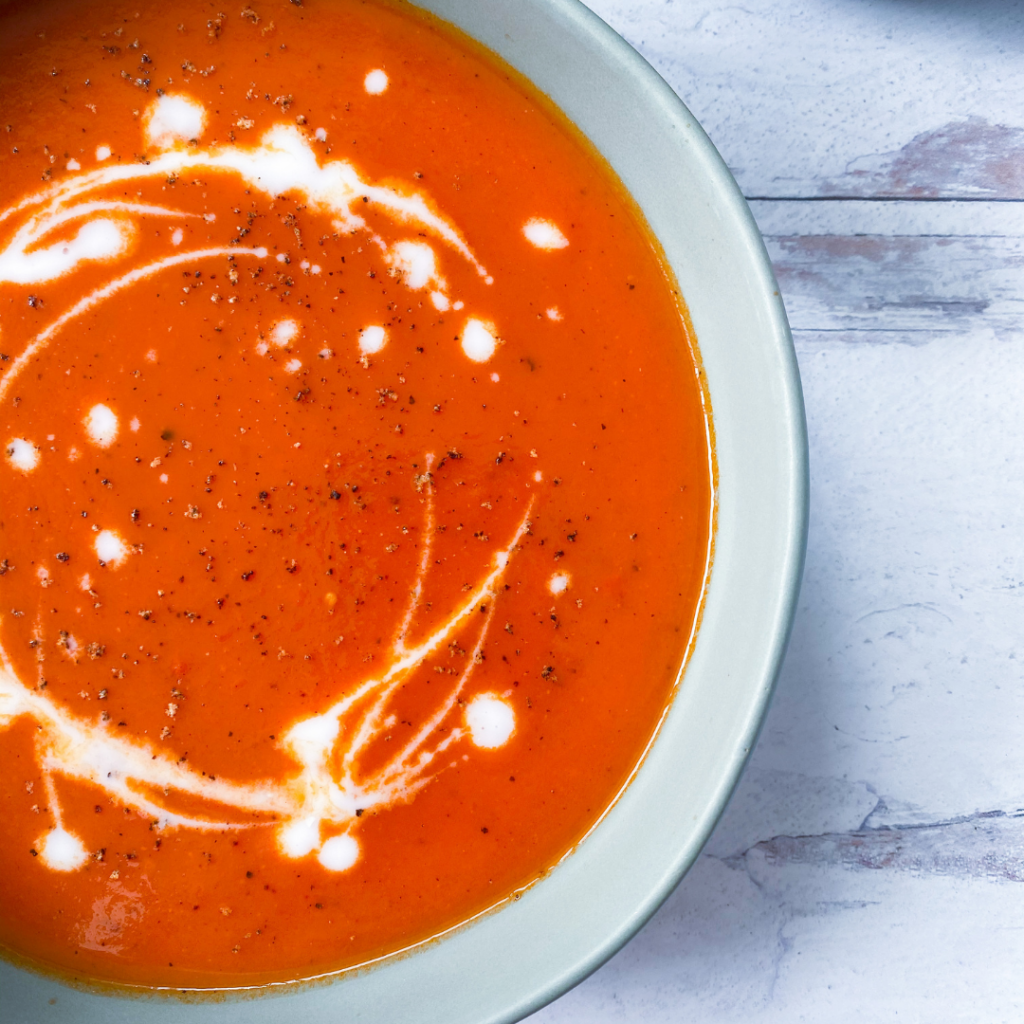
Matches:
[0,0,713,989]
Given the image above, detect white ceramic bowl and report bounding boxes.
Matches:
[0,1,806,1020]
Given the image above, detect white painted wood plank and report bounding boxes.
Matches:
[736,329,1024,838]
[534,859,1024,1023]
[768,231,1024,336]
[745,200,1024,340]
[583,0,1024,199]
[750,199,1024,238]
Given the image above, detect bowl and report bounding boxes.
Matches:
[0,0,807,1020]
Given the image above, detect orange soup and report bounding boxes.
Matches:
[0,0,713,989]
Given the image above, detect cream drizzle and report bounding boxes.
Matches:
[0,119,487,278]
[0,246,268,404]
[0,94,534,873]
[0,492,534,872]
[0,94,501,387]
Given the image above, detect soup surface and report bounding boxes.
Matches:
[0,0,713,989]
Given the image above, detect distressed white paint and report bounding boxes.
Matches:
[583,0,1024,200]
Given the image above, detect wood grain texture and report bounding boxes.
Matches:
[767,229,1024,340]
[586,0,1024,199]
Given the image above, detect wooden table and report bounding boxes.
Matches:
[534,2,1024,1020]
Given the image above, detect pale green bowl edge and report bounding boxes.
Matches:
[1,1,808,1020]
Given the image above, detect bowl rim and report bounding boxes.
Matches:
[0,1,807,1021]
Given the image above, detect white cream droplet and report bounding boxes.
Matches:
[284,358,302,373]
[0,218,129,285]
[389,240,435,290]
[271,318,300,347]
[549,572,569,595]
[38,827,89,872]
[129,417,140,432]
[546,307,562,321]
[318,834,359,872]
[66,158,81,171]
[285,715,340,765]
[364,69,389,95]
[461,318,498,363]
[144,93,207,149]
[279,816,320,858]
[95,530,128,566]
[490,372,500,383]
[171,228,183,246]
[6,438,38,472]
[95,145,112,161]
[84,404,118,447]
[359,325,387,355]
[314,127,327,142]
[430,291,449,311]
[465,695,515,749]
[523,218,569,251]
